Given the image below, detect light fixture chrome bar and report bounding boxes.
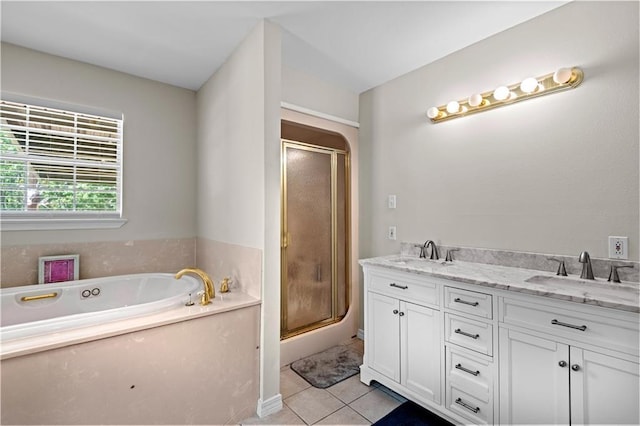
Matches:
[427,67,584,124]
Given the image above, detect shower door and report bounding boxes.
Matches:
[281,140,349,339]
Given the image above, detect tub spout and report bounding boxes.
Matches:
[175,268,215,305]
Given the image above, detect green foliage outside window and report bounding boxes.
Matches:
[0,134,117,212]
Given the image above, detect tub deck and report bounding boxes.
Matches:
[1,290,260,359]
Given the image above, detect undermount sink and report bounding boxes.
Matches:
[525,275,598,287]
[387,256,449,266]
[525,275,639,294]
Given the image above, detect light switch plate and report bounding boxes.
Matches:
[608,236,628,259]
[388,226,397,240]
[388,195,396,209]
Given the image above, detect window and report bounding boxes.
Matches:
[0,98,126,230]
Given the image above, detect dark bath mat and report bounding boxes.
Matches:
[290,345,362,389]
[374,401,455,426]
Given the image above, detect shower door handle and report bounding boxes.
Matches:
[316,264,322,282]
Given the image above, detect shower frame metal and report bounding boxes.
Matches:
[280,139,351,340]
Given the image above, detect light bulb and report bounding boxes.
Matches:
[493,86,510,101]
[427,107,440,119]
[468,94,483,107]
[520,77,539,94]
[446,101,460,114]
[553,67,573,84]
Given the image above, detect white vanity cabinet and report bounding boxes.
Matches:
[499,296,640,425]
[361,260,640,425]
[443,286,496,425]
[362,267,442,405]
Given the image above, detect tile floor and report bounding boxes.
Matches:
[241,340,407,425]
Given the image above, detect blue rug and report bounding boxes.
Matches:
[374,401,454,426]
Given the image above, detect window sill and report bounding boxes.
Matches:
[1,217,128,231]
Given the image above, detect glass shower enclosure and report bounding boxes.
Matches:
[281,138,350,339]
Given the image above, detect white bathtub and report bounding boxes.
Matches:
[1,273,201,343]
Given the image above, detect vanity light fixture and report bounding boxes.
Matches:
[520,77,539,94]
[427,66,584,124]
[468,93,484,108]
[446,101,461,114]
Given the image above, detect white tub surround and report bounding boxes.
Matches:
[1,237,197,288]
[1,305,260,425]
[2,291,259,360]
[1,267,261,425]
[360,254,639,425]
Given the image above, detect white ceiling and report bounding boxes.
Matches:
[1,1,568,93]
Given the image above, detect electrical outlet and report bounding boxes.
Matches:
[388,195,396,209]
[388,226,397,240]
[608,236,628,259]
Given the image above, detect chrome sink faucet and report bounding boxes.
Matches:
[420,240,440,260]
[608,264,633,283]
[547,258,568,276]
[578,251,594,280]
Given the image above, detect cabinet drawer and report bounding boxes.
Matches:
[368,269,438,307]
[500,297,640,356]
[446,386,493,425]
[445,286,493,319]
[445,313,493,356]
[446,346,492,401]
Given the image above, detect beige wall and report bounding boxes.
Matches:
[282,65,359,123]
[359,2,639,266]
[195,20,282,413]
[262,20,284,413]
[0,43,198,283]
[196,25,266,249]
[1,43,198,246]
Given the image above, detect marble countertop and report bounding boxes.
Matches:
[360,255,640,313]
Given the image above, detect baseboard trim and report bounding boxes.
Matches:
[357,328,364,340]
[256,394,283,418]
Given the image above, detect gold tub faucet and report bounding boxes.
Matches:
[175,268,215,305]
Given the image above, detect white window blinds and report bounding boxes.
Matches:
[0,99,123,217]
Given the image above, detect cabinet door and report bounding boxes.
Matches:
[367,292,400,381]
[401,301,441,404]
[499,328,569,425]
[570,347,640,425]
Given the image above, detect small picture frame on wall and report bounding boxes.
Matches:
[38,254,80,284]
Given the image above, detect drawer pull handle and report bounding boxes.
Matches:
[551,319,587,331]
[455,363,480,376]
[454,297,479,307]
[455,328,480,339]
[455,398,480,414]
[389,283,408,290]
